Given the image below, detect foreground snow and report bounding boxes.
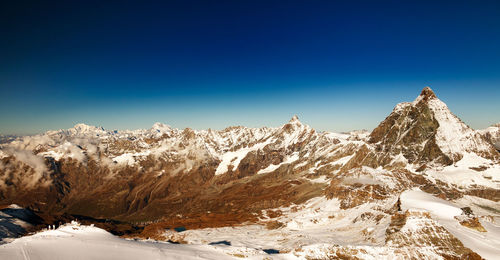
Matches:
[0,222,237,260]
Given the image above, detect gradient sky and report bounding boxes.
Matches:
[1,1,500,135]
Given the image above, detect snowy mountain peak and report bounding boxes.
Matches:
[412,86,438,105]
[149,122,173,138]
[282,115,308,132]
[73,123,92,130]
[419,86,436,99]
[151,122,171,131]
[71,123,105,134]
[368,87,498,166]
[288,115,301,124]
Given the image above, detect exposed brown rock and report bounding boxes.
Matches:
[265,220,284,230]
[324,178,390,209]
[456,217,487,232]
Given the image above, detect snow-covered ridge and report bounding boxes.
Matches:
[0,116,361,178]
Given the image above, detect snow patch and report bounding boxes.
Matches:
[112,151,151,166]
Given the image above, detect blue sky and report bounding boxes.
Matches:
[1,1,500,135]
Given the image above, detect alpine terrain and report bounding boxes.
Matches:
[0,87,499,259]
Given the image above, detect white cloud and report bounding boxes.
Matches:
[3,148,48,187]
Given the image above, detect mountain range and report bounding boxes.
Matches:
[0,87,499,259]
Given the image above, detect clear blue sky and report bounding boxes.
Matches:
[1,1,500,135]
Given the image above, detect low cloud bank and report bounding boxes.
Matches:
[2,148,48,187]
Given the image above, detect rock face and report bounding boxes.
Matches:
[0,87,499,259]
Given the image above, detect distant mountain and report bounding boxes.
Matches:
[0,87,499,259]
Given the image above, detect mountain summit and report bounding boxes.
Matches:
[417,86,437,102]
[289,115,300,123]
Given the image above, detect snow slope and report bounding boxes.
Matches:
[0,222,236,260]
[421,152,500,189]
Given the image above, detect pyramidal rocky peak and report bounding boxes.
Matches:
[289,114,300,122]
[367,87,498,167]
[0,87,499,259]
